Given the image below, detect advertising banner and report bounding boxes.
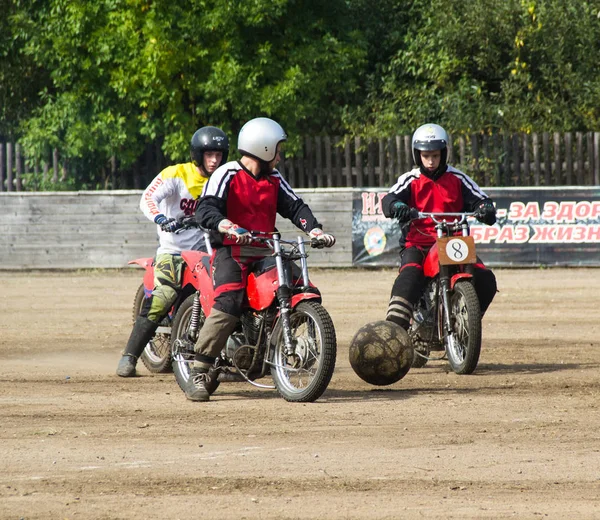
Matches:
[352,187,600,267]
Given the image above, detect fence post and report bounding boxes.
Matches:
[52,148,59,183]
[553,132,561,185]
[344,137,352,187]
[594,133,600,185]
[586,132,593,185]
[576,132,584,185]
[502,134,510,186]
[324,135,333,187]
[395,136,403,180]
[458,136,466,170]
[354,137,364,187]
[305,137,313,188]
[493,133,501,186]
[522,134,530,185]
[366,139,375,187]
[15,143,23,191]
[532,133,540,186]
[0,142,4,192]
[564,132,572,185]
[543,132,551,186]
[482,134,490,186]
[512,134,520,186]
[7,142,14,192]
[378,139,386,188]
[314,136,323,188]
[334,136,342,187]
[403,135,412,172]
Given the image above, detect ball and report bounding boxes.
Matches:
[349,320,414,386]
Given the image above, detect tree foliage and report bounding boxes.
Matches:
[2,0,600,187]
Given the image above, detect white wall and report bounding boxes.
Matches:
[1,189,355,269]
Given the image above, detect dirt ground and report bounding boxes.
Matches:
[1,267,599,520]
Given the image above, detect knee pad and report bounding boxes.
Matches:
[145,285,178,322]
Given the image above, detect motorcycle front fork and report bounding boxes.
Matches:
[276,286,296,355]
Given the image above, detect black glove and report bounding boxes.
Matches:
[474,200,496,225]
[154,214,181,233]
[390,201,412,223]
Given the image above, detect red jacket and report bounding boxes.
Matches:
[196,160,321,245]
[382,165,491,248]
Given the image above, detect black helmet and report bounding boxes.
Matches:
[190,126,229,171]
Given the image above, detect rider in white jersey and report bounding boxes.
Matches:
[116,126,229,378]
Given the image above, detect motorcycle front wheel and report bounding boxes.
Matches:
[133,283,173,373]
[171,294,220,395]
[445,281,482,375]
[271,301,337,403]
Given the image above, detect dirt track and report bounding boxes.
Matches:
[1,267,600,519]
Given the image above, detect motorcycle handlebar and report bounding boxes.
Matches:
[172,220,331,250]
[411,211,476,225]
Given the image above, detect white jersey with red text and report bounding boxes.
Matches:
[140,162,208,255]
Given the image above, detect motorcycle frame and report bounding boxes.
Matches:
[418,213,477,343]
[179,233,323,387]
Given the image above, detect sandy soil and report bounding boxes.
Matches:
[1,267,599,519]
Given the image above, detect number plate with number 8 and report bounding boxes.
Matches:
[437,236,477,265]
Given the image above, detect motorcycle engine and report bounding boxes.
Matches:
[224,331,255,370]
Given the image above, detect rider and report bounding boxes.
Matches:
[381,123,497,332]
[184,116,336,402]
[116,126,229,377]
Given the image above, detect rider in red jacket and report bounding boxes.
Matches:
[381,123,497,331]
[184,117,336,402]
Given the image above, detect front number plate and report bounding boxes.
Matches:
[437,236,477,265]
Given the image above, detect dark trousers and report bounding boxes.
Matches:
[387,246,497,329]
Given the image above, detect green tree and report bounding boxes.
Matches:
[10,0,366,187]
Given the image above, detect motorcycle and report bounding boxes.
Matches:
[408,211,483,374]
[170,223,338,402]
[128,234,211,373]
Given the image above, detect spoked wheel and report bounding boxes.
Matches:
[271,301,337,402]
[171,294,220,395]
[445,281,482,375]
[132,284,173,373]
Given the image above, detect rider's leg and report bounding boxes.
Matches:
[116,253,184,377]
[187,247,246,401]
[386,247,426,330]
[472,263,497,316]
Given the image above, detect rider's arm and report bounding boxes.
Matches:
[194,165,236,230]
[139,170,177,223]
[274,172,321,233]
[454,168,496,225]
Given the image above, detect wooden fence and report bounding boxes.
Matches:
[2,132,600,191]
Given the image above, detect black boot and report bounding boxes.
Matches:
[116,316,158,377]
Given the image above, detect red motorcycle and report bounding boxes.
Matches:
[408,212,483,374]
[128,235,212,373]
[170,224,337,403]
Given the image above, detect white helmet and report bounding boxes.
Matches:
[238,117,287,162]
[411,123,449,174]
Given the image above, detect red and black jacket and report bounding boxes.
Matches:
[196,160,321,245]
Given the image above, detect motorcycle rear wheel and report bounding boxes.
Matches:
[171,294,220,395]
[445,281,482,375]
[133,283,173,373]
[271,301,337,402]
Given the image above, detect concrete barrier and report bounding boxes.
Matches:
[1,189,355,269]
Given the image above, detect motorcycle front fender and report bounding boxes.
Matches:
[450,272,474,290]
[291,292,321,308]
